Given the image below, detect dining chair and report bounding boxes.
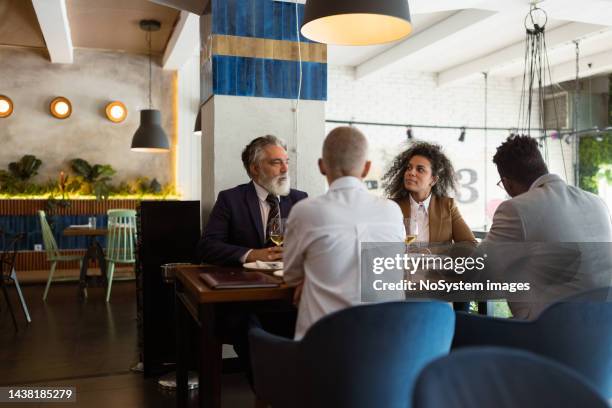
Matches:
[38,210,83,301]
[249,301,455,408]
[105,209,137,302]
[413,347,609,408]
[1,232,31,330]
[452,287,612,398]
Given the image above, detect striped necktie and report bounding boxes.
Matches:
[265,194,280,244]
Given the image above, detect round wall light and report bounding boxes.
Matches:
[50,97,72,119]
[0,95,14,118]
[105,101,128,123]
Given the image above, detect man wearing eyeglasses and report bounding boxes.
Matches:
[481,135,612,319]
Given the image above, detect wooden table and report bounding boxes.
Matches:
[175,265,293,408]
[63,227,108,298]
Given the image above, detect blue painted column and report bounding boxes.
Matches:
[199,0,328,217]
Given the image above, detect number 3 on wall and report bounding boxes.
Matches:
[456,168,479,204]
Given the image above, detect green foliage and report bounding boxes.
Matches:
[70,158,116,200]
[9,155,42,180]
[0,155,43,194]
[598,165,612,184]
[133,177,162,195]
[112,177,173,197]
[45,195,72,215]
[70,159,115,183]
[0,155,175,199]
[578,133,612,193]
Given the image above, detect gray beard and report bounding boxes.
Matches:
[260,174,290,196]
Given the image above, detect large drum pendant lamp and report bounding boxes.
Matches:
[301,0,412,45]
[131,19,170,152]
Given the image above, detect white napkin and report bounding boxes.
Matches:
[254,261,283,270]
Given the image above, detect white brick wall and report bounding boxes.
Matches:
[325,66,574,229]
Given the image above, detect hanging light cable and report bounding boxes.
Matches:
[483,72,489,230]
[572,40,580,184]
[131,19,170,153]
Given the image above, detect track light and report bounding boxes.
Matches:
[537,136,545,148]
[458,127,466,142]
[406,126,413,140]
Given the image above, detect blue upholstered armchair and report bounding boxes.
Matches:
[414,347,609,408]
[249,301,455,408]
[452,287,612,398]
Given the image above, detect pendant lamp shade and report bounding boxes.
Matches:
[301,0,412,45]
[131,19,170,153]
[131,109,170,152]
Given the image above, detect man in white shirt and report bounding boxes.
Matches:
[284,126,405,339]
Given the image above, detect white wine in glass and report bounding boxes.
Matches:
[270,234,284,246]
[405,235,417,244]
[269,217,285,247]
[403,217,419,245]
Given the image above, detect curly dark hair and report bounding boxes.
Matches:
[493,134,548,186]
[382,141,457,199]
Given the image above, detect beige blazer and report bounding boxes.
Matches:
[396,195,476,244]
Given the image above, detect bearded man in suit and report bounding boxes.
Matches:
[197,135,307,265]
[195,134,308,384]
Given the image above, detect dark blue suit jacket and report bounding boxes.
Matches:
[196,181,308,266]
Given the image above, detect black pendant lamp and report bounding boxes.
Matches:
[131,19,170,153]
[301,0,412,45]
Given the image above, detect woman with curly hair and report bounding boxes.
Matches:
[382,141,476,244]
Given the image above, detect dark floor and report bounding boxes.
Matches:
[0,282,254,408]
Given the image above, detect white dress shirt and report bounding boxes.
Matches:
[283,176,405,339]
[239,181,279,263]
[409,193,431,243]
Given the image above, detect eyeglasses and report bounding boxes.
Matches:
[496,179,504,189]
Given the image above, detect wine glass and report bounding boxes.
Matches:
[269,217,286,247]
[403,217,419,245]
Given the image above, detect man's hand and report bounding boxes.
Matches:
[293,280,304,306]
[245,246,283,262]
